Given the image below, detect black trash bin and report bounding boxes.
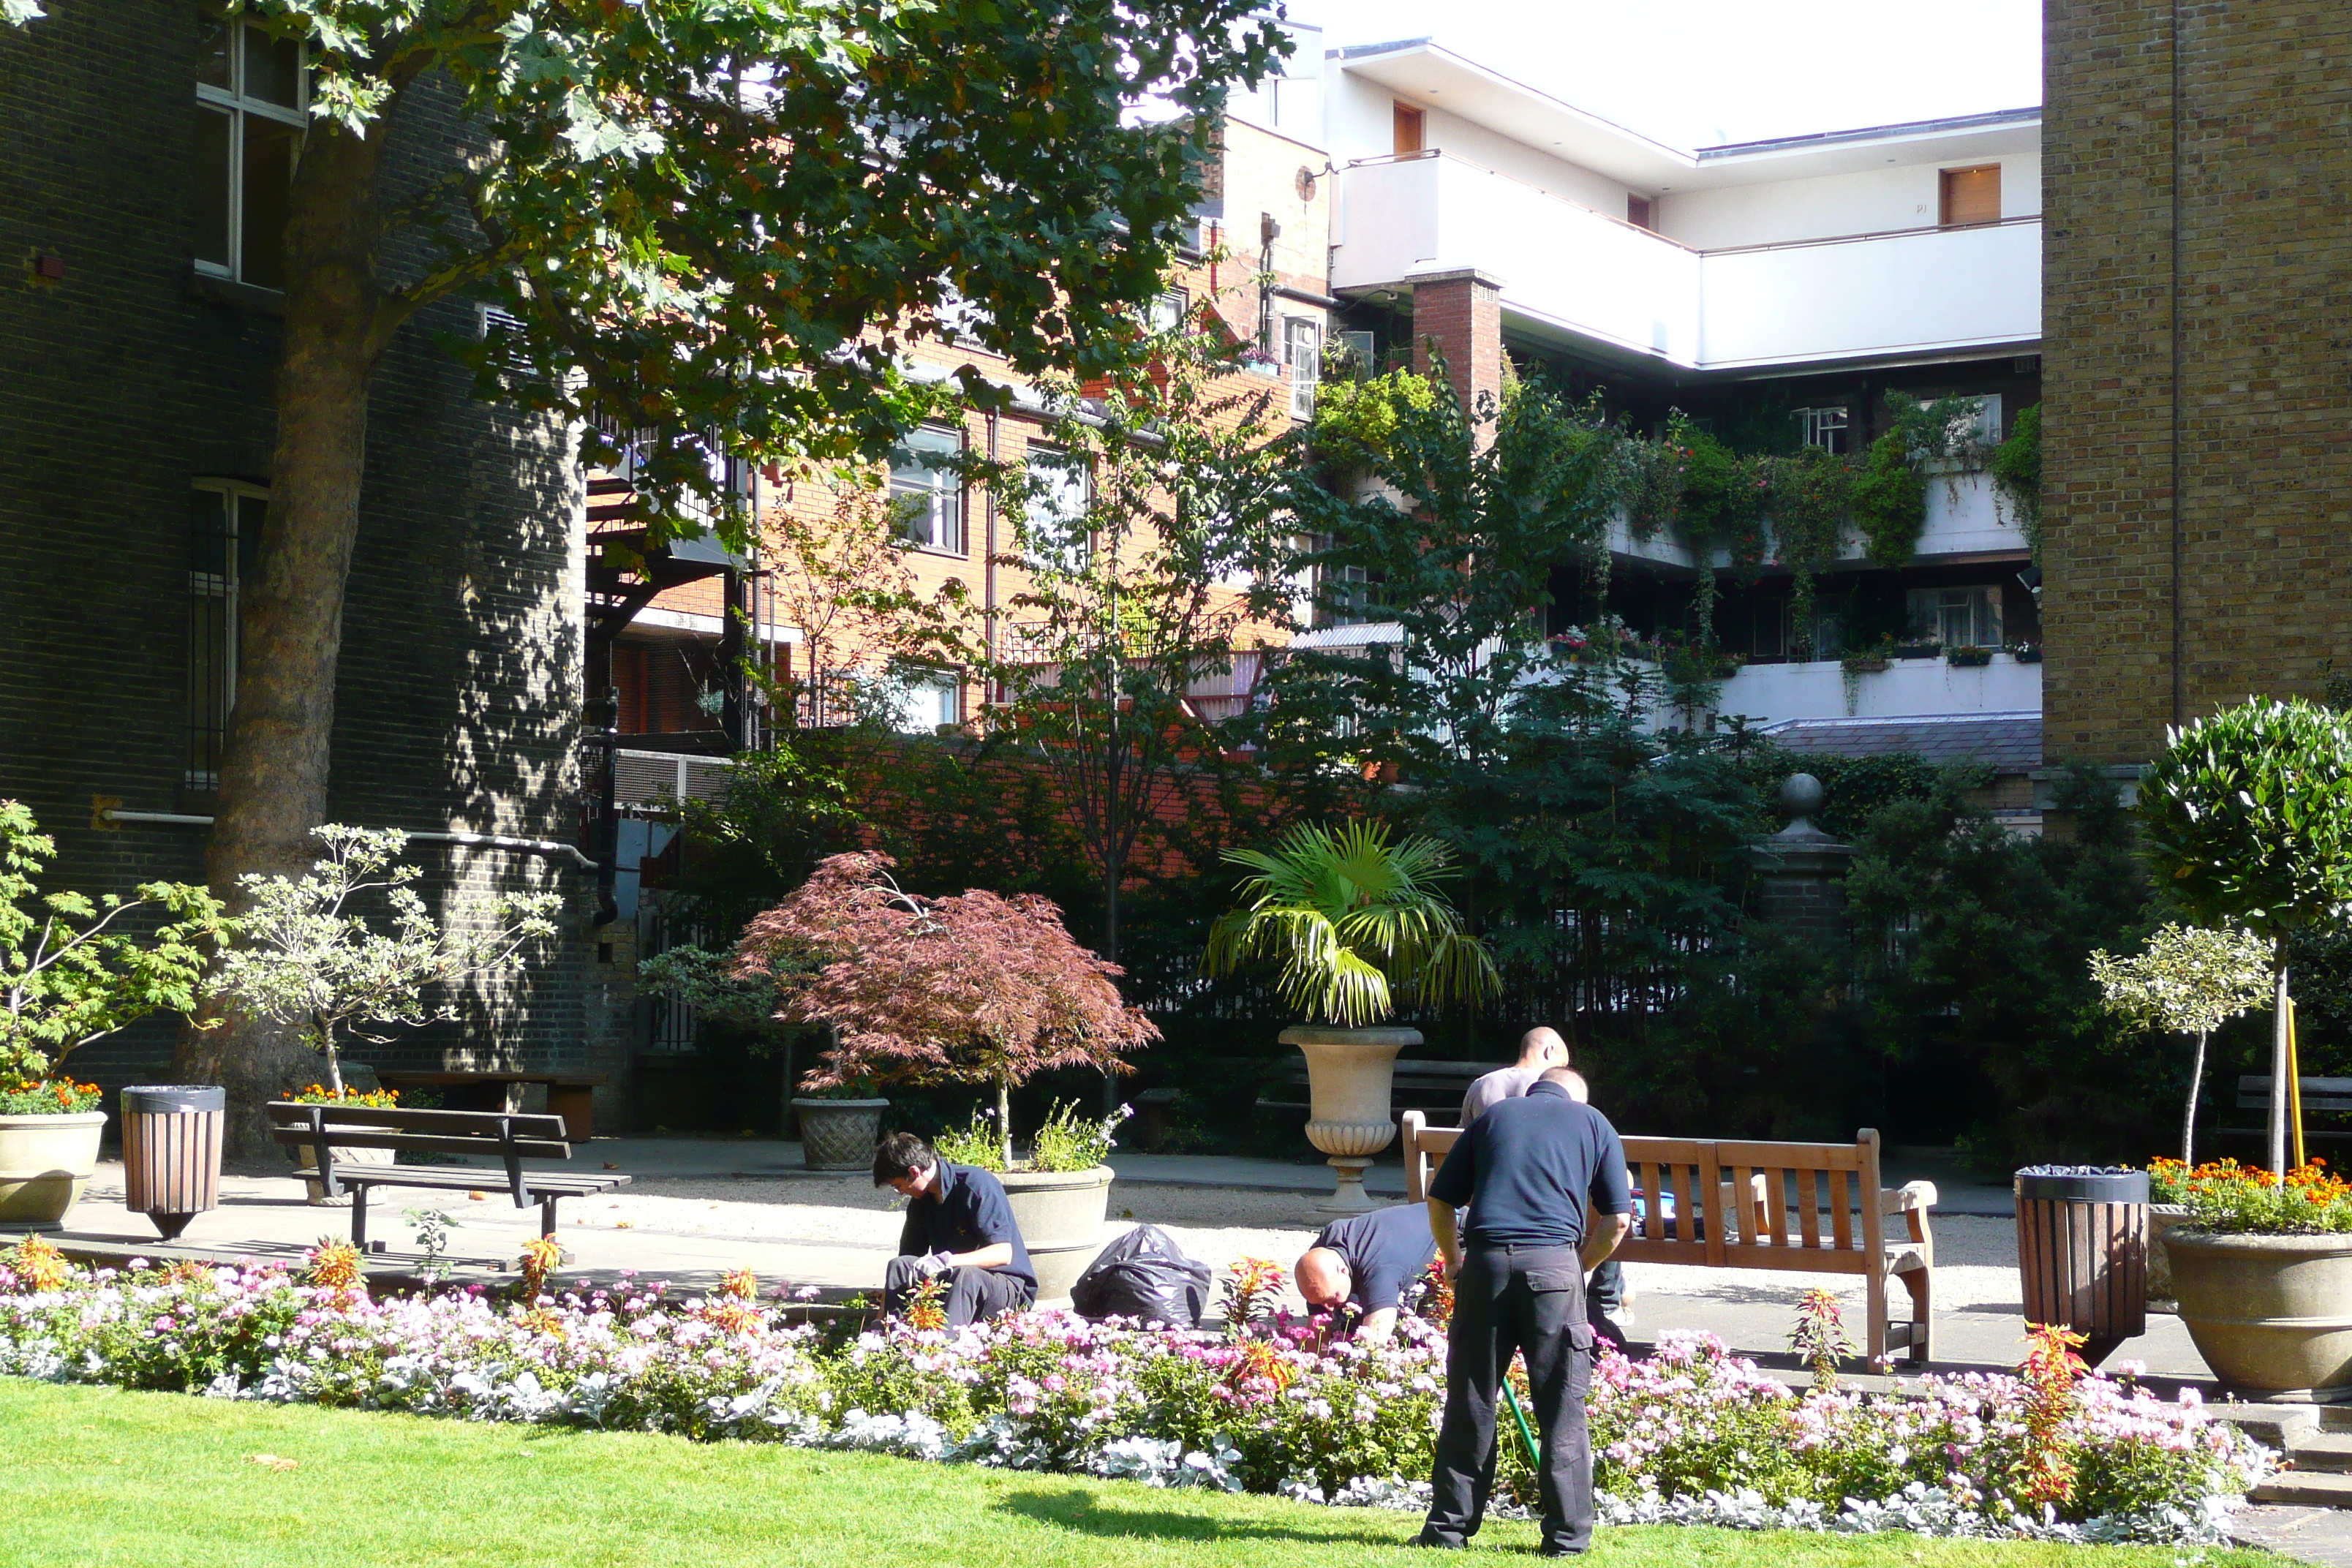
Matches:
[2014,1165,2148,1365]
[120,1085,225,1241]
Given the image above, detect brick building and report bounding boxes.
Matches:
[2041,0,2352,764]
[0,9,619,1115]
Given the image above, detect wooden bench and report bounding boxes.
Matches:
[2219,1076,2352,1148]
[266,1101,630,1251]
[1402,1113,1937,1365]
[374,1070,608,1141]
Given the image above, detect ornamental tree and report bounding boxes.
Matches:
[736,852,1154,1166]
[2089,924,2273,1164]
[4,0,1280,1143]
[1,802,227,1088]
[206,826,561,1108]
[2138,698,2352,1174]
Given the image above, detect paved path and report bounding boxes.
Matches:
[2233,1506,2352,1567]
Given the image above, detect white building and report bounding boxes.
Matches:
[1226,34,2045,792]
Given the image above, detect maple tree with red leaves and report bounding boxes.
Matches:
[735,853,1155,1164]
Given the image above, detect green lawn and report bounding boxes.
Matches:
[0,1380,2280,1568]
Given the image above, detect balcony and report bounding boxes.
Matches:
[1606,470,2029,572]
[1331,153,2040,372]
[1716,651,2041,727]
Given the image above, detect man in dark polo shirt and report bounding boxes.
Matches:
[1295,1202,1437,1343]
[875,1131,1037,1326]
[1419,1066,1632,1557]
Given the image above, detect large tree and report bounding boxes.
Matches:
[8,0,1278,1137]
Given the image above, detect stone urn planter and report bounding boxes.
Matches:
[1280,1025,1421,1213]
[0,1111,107,1229]
[2146,1204,2190,1309]
[1001,1164,1115,1307]
[793,1097,888,1172]
[2167,1229,2352,1402]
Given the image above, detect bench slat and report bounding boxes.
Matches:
[336,1169,629,1196]
[265,1102,569,1137]
[1711,1139,1869,1172]
[1798,1167,1820,1250]
[268,1128,573,1161]
[1831,1169,1852,1251]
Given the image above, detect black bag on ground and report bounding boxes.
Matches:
[1071,1224,1213,1327]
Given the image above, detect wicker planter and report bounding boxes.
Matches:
[793,1098,888,1172]
[0,1111,106,1228]
[2146,1204,2190,1308]
[1001,1164,1115,1307]
[2168,1229,2352,1402]
[1281,1025,1421,1214]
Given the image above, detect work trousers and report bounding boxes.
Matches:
[883,1256,1034,1326]
[1421,1243,1597,1556]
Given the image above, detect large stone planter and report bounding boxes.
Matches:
[1280,1025,1421,1213]
[2168,1229,2352,1402]
[1001,1164,1114,1307]
[0,1111,106,1229]
[794,1098,888,1172]
[2146,1204,2190,1310]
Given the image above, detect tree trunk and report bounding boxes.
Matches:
[2182,1028,2207,1167]
[996,1074,1014,1170]
[2272,938,2293,1178]
[178,115,399,1161]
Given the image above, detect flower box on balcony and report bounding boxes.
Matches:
[2008,643,2043,664]
[1840,654,1890,675]
[1891,642,1942,660]
[1946,646,1994,668]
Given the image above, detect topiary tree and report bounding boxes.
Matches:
[2138,698,2352,1174]
[2089,924,2274,1164]
[735,852,1154,1168]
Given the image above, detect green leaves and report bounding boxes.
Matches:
[2138,698,2352,938]
[1202,821,1500,1028]
[0,802,227,1083]
[2089,923,2274,1036]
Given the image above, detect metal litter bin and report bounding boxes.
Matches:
[2015,1165,2148,1365]
[120,1085,225,1240]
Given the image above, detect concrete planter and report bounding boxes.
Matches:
[1001,1164,1115,1307]
[1280,1025,1422,1213]
[0,1111,107,1228]
[794,1098,888,1172]
[294,1141,395,1206]
[2168,1229,2352,1402]
[2146,1204,2190,1309]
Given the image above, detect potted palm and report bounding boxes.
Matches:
[1,802,224,1226]
[734,852,1154,1299]
[1202,821,1499,1212]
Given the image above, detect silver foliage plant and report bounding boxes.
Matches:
[206,826,560,1094]
[2089,924,2274,1164]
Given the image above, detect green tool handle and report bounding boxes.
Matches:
[1502,1376,1540,1469]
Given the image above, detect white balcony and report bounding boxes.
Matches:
[1604,470,2027,571]
[1332,154,2040,372]
[1714,652,2041,726]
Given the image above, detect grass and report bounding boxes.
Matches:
[0,1379,2283,1568]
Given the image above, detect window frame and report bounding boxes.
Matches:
[888,423,967,557]
[1795,406,1850,455]
[194,21,308,289]
[186,478,268,790]
[1284,317,1322,421]
[1907,585,2004,649]
[1019,444,1092,575]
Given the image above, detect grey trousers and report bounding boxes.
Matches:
[1421,1243,1597,1555]
[883,1256,1034,1326]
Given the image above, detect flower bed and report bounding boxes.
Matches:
[0,1247,2264,1545]
[2148,1156,2352,1233]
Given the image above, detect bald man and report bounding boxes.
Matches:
[1460,1027,1574,1125]
[1295,1202,1438,1343]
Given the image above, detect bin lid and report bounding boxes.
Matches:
[121,1084,226,1114]
[2013,1164,2148,1203]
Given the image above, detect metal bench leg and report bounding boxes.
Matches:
[351,1186,369,1251]
[540,1198,557,1239]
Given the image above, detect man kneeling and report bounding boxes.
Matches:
[875,1131,1037,1326]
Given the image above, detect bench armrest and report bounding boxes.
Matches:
[1885,1181,1937,1212]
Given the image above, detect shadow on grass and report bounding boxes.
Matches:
[995,1485,1429,1549]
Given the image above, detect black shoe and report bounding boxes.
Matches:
[1538,1545,1588,1558]
[1411,1531,1466,1550]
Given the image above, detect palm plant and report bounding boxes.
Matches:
[1202,822,1499,1027]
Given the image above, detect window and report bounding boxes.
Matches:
[1796,406,1850,455]
[195,20,306,290]
[1392,102,1424,155]
[893,671,962,734]
[1021,447,1090,573]
[187,480,266,788]
[889,425,965,554]
[1145,287,1189,335]
[1907,586,2003,648]
[1626,195,1654,230]
[1284,317,1322,421]
[1939,165,2002,227]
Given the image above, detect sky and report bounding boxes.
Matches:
[1277,0,2044,148]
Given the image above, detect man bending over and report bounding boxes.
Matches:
[875,1131,1037,1326]
[1296,1201,1437,1343]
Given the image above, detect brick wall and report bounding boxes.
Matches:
[1409,269,1505,421]
[0,5,603,1106]
[2043,0,2352,764]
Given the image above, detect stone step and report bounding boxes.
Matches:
[2295,1433,2352,1473]
[2250,1471,2352,1509]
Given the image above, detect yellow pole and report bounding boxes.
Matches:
[2288,997,2307,1170]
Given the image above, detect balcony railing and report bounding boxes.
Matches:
[1331,152,2040,371]
[1606,470,2027,570]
